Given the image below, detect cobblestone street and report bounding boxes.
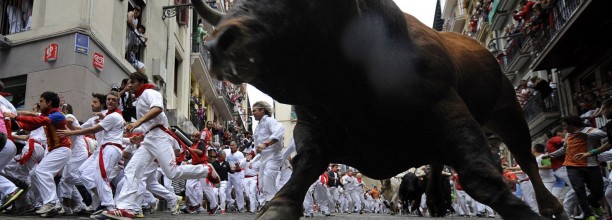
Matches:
[1,212,499,219]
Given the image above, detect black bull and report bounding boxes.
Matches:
[193,0,565,219]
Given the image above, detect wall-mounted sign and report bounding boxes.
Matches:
[44,43,58,62]
[93,52,104,71]
[75,33,89,55]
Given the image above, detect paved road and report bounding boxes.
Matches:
[1,212,498,219]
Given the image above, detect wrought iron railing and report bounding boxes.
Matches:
[503,33,526,72]
[529,0,582,56]
[125,24,147,65]
[523,89,560,123]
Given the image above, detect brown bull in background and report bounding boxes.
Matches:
[193,0,566,219]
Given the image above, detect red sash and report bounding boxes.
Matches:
[4,118,13,141]
[15,139,42,164]
[99,143,124,185]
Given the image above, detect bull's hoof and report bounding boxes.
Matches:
[426,200,448,217]
[255,198,301,220]
[539,208,568,220]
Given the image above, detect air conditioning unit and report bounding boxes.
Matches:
[0,34,13,49]
[152,59,167,83]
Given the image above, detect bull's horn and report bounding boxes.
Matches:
[192,0,225,26]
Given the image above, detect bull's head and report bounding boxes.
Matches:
[193,0,379,104]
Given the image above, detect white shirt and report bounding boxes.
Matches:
[227,150,245,172]
[82,110,108,141]
[254,115,285,160]
[65,114,86,153]
[97,111,125,145]
[536,155,555,183]
[243,159,260,177]
[136,89,168,132]
[342,175,356,191]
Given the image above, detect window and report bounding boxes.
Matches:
[0,75,27,110]
[176,0,189,25]
[126,2,146,66]
[174,58,180,95]
[1,0,33,35]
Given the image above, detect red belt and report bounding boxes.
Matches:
[5,118,13,142]
[245,175,257,178]
[99,143,124,185]
[15,139,42,165]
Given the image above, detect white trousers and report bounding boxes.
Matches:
[226,172,245,210]
[115,162,177,211]
[327,187,340,212]
[214,181,228,210]
[456,190,475,216]
[115,131,209,211]
[80,145,122,208]
[3,142,44,181]
[520,180,538,213]
[303,182,329,214]
[242,176,258,212]
[260,160,281,202]
[0,140,18,199]
[276,166,292,189]
[350,189,362,211]
[58,145,87,201]
[201,179,217,209]
[31,147,70,205]
[186,178,203,207]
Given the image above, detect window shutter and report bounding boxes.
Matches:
[177,0,189,25]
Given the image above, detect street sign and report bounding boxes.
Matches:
[44,43,58,62]
[93,52,104,71]
[75,33,89,54]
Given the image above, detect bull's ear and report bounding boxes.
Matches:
[192,0,225,26]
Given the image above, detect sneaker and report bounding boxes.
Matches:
[196,206,206,214]
[304,213,314,218]
[60,206,73,215]
[133,210,144,218]
[171,196,183,215]
[72,202,89,215]
[102,209,135,220]
[89,206,108,219]
[0,188,25,211]
[149,198,159,214]
[322,211,332,216]
[36,203,61,214]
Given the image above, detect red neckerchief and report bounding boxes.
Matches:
[0,92,11,97]
[135,83,156,98]
[105,107,123,116]
[357,177,362,183]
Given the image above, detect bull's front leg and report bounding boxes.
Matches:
[425,164,448,217]
[256,121,330,220]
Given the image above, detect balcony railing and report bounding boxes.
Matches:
[1,0,33,35]
[502,33,526,71]
[529,0,582,56]
[125,24,147,65]
[523,90,560,123]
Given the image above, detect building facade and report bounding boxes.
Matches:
[442,0,612,160]
[0,0,247,135]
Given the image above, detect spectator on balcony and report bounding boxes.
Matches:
[197,20,208,52]
[513,0,535,24]
[127,6,141,30]
[531,76,553,100]
[516,80,532,107]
